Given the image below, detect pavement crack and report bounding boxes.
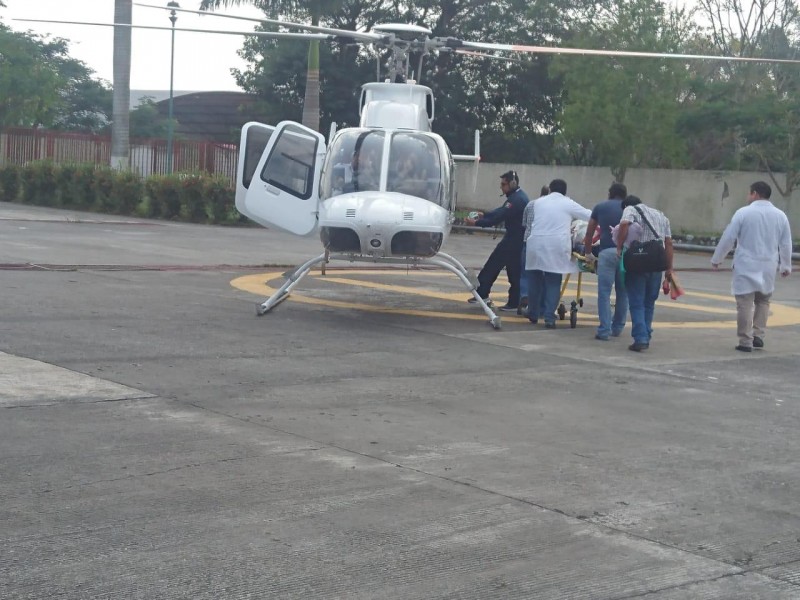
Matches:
[3,395,155,409]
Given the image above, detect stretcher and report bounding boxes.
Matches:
[555,252,595,328]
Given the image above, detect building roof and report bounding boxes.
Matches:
[152,91,267,142]
[130,90,196,109]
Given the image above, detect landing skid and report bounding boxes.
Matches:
[255,252,328,315]
[254,251,501,329]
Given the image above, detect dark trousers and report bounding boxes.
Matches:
[476,238,523,307]
[526,270,562,324]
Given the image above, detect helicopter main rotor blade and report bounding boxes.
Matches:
[13,18,338,41]
[133,2,385,43]
[452,40,800,65]
[455,49,526,64]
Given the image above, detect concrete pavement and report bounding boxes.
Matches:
[1,202,799,599]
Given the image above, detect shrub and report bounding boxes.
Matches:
[20,161,58,206]
[56,163,96,210]
[0,165,21,202]
[177,173,208,223]
[5,161,242,226]
[92,167,117,213]
[204,174,237,224]
[112,170,145,215]
[145,175,182,219]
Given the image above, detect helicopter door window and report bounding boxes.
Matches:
[259,124,319,200]
[242,126,274,189]
[387,133,443,205]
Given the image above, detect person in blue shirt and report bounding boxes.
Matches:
[583,182,628,340]
[465,171,530,310]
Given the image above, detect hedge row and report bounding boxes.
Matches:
[0,162,245,225]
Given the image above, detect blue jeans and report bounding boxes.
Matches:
[527,270,562,324]
[596,247,628,338]
[626,270,662,345]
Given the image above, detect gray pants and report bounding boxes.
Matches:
[735,291,772,348]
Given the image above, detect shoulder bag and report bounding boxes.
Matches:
[622,206,668,273]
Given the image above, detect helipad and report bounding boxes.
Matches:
[231,268,800,329]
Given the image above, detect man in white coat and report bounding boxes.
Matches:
[711,181,792,352]
[525,178,592,327]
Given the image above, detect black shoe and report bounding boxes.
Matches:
[628,342,649,352]
[595,334,609,341]
[498,304,519,312]
[753,337,764,348]
[735,345,752,353]
[528,318,538,325]
[545,322,556,329]
[467,296,493,306]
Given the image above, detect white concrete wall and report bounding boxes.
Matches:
[455,163,800,236]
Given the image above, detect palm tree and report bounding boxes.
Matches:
[111,0,132,168]
[199,0,340,132]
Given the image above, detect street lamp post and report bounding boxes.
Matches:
[166,1,180,175]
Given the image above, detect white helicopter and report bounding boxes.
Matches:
[18,6,800,329]
[232,24,500,323]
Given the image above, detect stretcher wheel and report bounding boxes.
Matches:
[557,303,566,320]
[578,298,584,308]
[570,300,578,328]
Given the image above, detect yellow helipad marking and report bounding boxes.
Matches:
[230,269,800,328]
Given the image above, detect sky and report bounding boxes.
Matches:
[3,0,267,92]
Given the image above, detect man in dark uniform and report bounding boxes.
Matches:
[466,170,530,310]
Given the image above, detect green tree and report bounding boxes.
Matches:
[232,1,391,134]
[199,0,343,132]
[50,55,112,133]
[129,97,176,138]
[418,0,565,160]
[681,0,800,200]
[0,25,111,132]
[553,0,695,180]
[225,0,570,161]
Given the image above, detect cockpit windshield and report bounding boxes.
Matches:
[386,132,443,204]
[321,130,385,198]
[321,129,447,207]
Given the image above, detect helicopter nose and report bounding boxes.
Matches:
[320,193,447,258]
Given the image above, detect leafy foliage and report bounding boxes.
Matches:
[0,25,111,132]
[554,0,694,179]
[2,162,241,224]
[129,98,177,139]
[226,0,568,160]
[678,0,800,194]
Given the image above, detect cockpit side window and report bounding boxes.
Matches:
[320,130,385,198]
[387,133,444,206]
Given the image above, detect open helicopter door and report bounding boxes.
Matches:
[236,122,275,214]
[239,121,326,236]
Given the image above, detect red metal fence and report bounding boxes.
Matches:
[0,128,238,185]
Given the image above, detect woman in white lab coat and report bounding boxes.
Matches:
[711,181,792,352]
[525,179,592,327]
